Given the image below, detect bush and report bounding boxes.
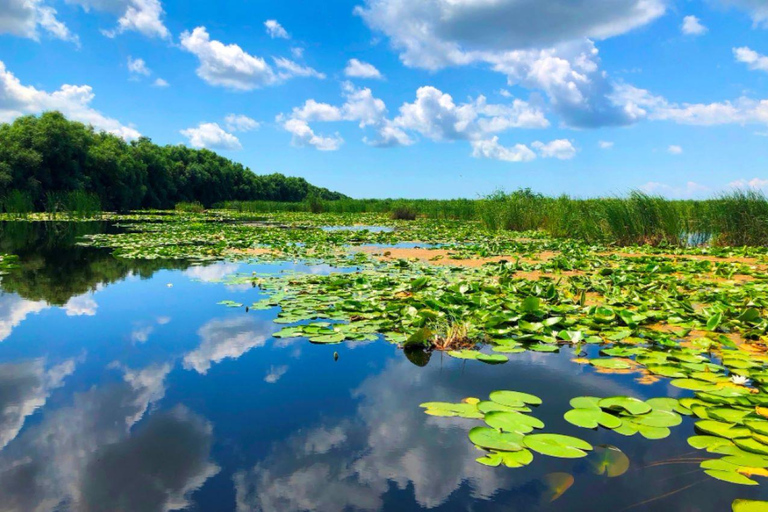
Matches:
[391,206,418,220]
[175,201,205,213]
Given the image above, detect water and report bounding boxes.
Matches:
[0,222,764,511]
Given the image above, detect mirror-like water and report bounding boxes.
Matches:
[0,222,764,511]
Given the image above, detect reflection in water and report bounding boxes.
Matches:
[63,293,99,317]
[0,363,218,512]
[0,294,48,342]
[183,316,277,375]
[233,353,646,512]
[0,358,76,449]
[0,222,191,306]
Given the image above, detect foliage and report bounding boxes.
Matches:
[0,112,346,212]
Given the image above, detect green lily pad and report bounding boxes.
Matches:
[489,390,543,407]
[599,396,652,416]
[588,445,630,477]
[469,427,524,452]
[485,411,544,434]
[420,401,484,419]
[733,499,768,511]
[476,449,534,468]
[564,408,622,429]
[523,433,593,459]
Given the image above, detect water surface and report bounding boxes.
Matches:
[0,222,764,511]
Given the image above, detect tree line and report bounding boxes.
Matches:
[0,112,346,211]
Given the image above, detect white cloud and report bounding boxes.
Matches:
[68,0,170,39]
[225,114,260,132]
[63,294,98,316]
[264,365,288,384]
[729,177,768,189]
[291,47,304,59]
[532,138,577,159]
[130,325,154,343]
[181,122,242,150]
[0,0,78,44]
[599,140,614,149]
[471,137,536,163]
[0,60,140,140]
[265,19,289,39]
[719,0,768,28]
[282,119,344,151]
[344,59,383,79]
[668,145,683,154]
[180,27,323,91]
[127,56,151,76]
[681,15,707,35]
[152,77,169,87]
[356,0,665,127]
[180,27,277,90]
[612,83,768,126]
[273,57,325,80]
[734,46,768,73]
[394,86,548,141]
[184,262,240,282]
[183,316,275,374]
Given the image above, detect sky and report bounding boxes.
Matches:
[1,0,767,199]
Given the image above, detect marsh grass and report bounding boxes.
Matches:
[430,321,474,351]
[175,201,205,213]
[219,189,768,247]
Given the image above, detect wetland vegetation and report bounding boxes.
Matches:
[0,204,763,509]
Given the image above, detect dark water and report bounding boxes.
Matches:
[0,222,764,512]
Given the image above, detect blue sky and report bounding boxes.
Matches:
[1,0,767,199]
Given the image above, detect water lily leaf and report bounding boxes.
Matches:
[670,379,717,391]
[489,390,543,407]
[590,358,632,370]
[732,499,768,511]
[633,423,671,439]
[404,327,432,348]
[709,408,753,425]
[476,449,534,468]
[570,396,602,409]
[469,427,524,452]
[734,437,768,456]
[704,469,758,486]
[477,401,530,414]
[589,445,630,477]
[523,433,593,458]
[632,409,682,428]
[696,420,752,439]
[688,435,735,451]
[599,396,652,416]
[477,353,509,364]
[420,401,484,419]
[707,312,723,331]
[485,411,544,434]
[745,420,768,436]
[564,408,622,429]
[542,472,574,502]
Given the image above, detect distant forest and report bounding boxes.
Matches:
[0,112,346,211]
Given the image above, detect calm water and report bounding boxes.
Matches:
[0,222,764,512]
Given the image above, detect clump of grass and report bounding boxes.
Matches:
[44,191,101,218]
[431,322,474,351]
[2,190,34,216]
[175,201,205,213]
[306,192,324,214]
[708,189,768,246]
[391,205,418,221]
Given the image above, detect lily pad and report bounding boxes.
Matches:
[469,427,524,452]
[523,433,593,459]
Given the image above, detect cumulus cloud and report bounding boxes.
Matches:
[67,0,170,39]
[471,137,536,163]
[63,294,98,316]
[344,59,383,79]
[183,316,276,374]
[180,27,323,91]
[127,56,151,76]
[152,77,169,87]
[0,60,140,140]
[734,46,768,73]
[356,0,665,127]
[225,114,260,132]
[394,86,549,141]
[282,119,344,151]
[532,138,577,159]
[0,0,78,44]
[180,122,242,150]
[0,295,48,342]
[265,19,289,39]
[0,358,76,449]
[599,140,614,149]
[682,15,707,35]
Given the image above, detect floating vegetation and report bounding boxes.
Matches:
[421,391,593,470]
[564,396,686,440]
